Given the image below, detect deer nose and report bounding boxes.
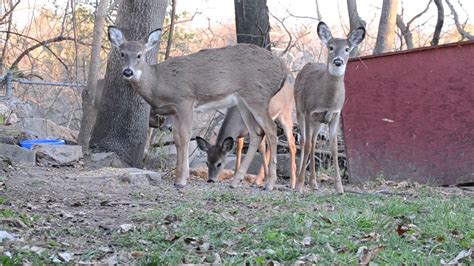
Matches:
[123,68,133,77]
[207,179,215,183]
[333,58,344,67]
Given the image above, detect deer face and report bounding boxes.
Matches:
[108,26,162,81]
[196,136,234,183]
[317,22,365,76]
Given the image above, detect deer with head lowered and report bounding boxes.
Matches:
[195,81,297,188]
[107,26,287,190]
[294,21,365,193]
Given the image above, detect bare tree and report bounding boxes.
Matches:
[347,0,366,57]
[431,0,444,45]
[396,0,432,49]
[77,0,108,152]
[373,0,399,54]
[445,0,474,40]
[89,0,169,167]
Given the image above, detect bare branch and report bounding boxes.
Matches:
[445,0,474,40]
[165,0,177,60]
[0,0,20,22]
[431,0,444,45]
[269,12,292,56]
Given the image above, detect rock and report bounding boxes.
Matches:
[0,230,16,242]
[33,144,83,166]
[90,152,129,168]
[225,153,295,178]
[120,223,135,233]
[0,104,8,115]
[13,118,78,142]
[145,140,198,170]
[0,143,36,166]
[119,168,161,186]
[0,125,28,145]
[58,252,74,262]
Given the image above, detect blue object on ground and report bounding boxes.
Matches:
[19,139,65,150]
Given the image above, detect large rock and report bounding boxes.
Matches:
[224,153,295,178]
[90,152,129,168]
[119,168,161,186]
[33,144,83,166]
[0,125,28,145]
[13,118,78,143]
[144,140,198,170]
[0,143,36,166]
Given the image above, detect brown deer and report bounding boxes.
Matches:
[107,26,287,190]
[195,81,297,188]
[294,22,365,193]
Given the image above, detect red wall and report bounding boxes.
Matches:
[343,41,474,185]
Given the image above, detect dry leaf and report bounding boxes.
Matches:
[360,232,380,243]
[357,245,384,265]
[131,251,145,258]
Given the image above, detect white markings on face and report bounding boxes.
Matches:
[134,70,142,80]
[328,63,346,76]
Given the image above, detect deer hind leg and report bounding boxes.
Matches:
[296,114,315,193]
[255,136,268,187]
[296,112,306,178]
[171,103,194,188]
[329,113,344,193]
[278,110,297,189]
[309,122,323,190]
[234,137,244,174]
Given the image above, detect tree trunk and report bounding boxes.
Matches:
[373,0,399,54]
[234,0,271,50]
[396,15,414,49]
[89,0,168,167]
[77,0,108,152]
[347,0,366,58]
[431,0,444,45]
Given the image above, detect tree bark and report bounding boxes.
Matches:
[77,0,108,152]
[234,0,271,50]
[347,0,366,58]
[431,0,444,45]
[373,0,399,54]
[89,0,168,167]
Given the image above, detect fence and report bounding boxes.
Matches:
[0,71,85,131]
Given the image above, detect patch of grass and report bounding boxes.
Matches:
[114,190,474,264]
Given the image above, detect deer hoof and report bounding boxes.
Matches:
[174,183,185,189]
[207,179,215,183]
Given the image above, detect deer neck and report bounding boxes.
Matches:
[324,65,345,93]
[129,63,157,104]
[216,106,246,145]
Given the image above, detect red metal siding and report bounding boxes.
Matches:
[343,41,474,185]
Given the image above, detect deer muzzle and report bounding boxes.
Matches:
[333,57,344,67]
[123,68,134,78]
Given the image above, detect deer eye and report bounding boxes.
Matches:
[329,46,334,51]
[120,52,125,57]
[216,163,222,168]
[137,54,142,59]
[345,47,350,52]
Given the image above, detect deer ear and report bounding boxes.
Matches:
[108,26,125,48]
[348,26,366,47]
[221,137,234,153]
[145,28,162,52]
[196,136,210,152]
[317,22,332,45]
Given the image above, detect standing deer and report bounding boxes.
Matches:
[107,26,287,190]
[294,22,365,193]
[195,81,297,188]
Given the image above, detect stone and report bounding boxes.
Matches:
[90,152,129,168]
[0,125,28,145]
[144,140,198,170]
[33,144,83,166]
[119,168,161,186]
[13,118,78,142]
[0,231,16,242]
[0,143,36,166]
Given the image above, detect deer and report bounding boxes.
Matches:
[107,26,288,191]
[294,21,365,193]
[195,81,297,188]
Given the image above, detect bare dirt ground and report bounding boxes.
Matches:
[0,165,472,264]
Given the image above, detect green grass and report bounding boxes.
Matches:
[115,190,474,264]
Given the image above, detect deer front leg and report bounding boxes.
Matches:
[171,104,193,188]
[329,114,344,193]
[234,137,244,174]
[309,123,323,190]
